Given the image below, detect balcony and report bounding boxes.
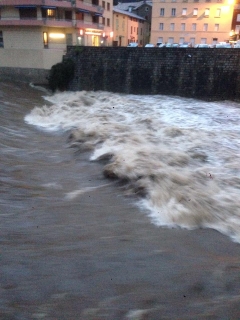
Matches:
[0,0,104,13]
[0,16,104,28]
[74,20,103,29]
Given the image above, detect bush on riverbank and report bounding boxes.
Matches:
[48,58,75,92]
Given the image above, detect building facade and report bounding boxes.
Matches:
[231,0,240,41]
[113,1,152,46]
[151,0,235,46]
[0,0,113,70]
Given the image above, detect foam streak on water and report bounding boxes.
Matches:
[25,91,240,242]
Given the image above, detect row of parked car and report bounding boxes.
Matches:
[127,42,240,48]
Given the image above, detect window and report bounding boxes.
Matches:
[182,8,187,15]
[168,37,174,43]
[107,2,110,10]
[145,7,149,11]
[203,23,208,31]
[193,8,198,16]
[190,38,195,46]
[141,28,142,35]
[131,26,133,34]
[65,11,72,20]
[179,37,184,44]
[171,8,176,16]
[158,37,163,43]
[215,8,221,17]
[192,23,196,31]
[206,0,211,2]
[116,18,119,30]
[205,8,210,16]
[102,1,105,8]
[201,38,207,44]
[0,31,4,48]
[170,23,175,30]
[160,8,165,16]
[20,7,37,19]
[102,17,105,25]
[236,25,240,33]
[47,9,54,17]
[107,18,110,26]
[237,14,240,21]
[214,23,219,31]
[159,23,164,30]
[181,23,185,31]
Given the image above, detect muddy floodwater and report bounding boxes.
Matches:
[1,81,240,319]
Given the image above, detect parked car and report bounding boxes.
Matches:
[234,44,240,48]
[172,43,180,48]
[156,42,163,47]
[127,43,138,47]
[145,44,155,47]
[215,43,232,48]
[179,42,192,48]
[194,44,210,48]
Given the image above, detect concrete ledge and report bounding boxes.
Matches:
[0,67,50,85]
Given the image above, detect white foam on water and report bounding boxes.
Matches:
[25,91,240,242]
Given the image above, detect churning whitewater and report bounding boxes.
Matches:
[25,91,240,242]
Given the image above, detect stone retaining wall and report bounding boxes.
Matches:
[66,46,240,101]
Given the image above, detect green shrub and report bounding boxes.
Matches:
[48,58,75,92]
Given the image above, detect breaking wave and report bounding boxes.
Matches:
[25,91,240,242]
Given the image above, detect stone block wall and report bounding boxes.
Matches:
[66,46,240,101]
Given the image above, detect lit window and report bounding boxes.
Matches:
[193,8,198,16]
[182,8,187,15]
[160,8,165,16]
[205,8,210,16]
[43,32,48,48]
[215,8,221,17]
[170,23,175,30]
[181,23,185,31]
[47,9,54,17]
[159,23,164,30]
[192,23,196,31]
[203,23,208,31]
[214,23,219,31]
[171,8,176,16]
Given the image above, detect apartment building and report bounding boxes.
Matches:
[0,0,113,70]
[113,1,152,46]
[151,0,235,46]
[231,0,240,40]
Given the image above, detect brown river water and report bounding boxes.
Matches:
[1,81,240,319]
